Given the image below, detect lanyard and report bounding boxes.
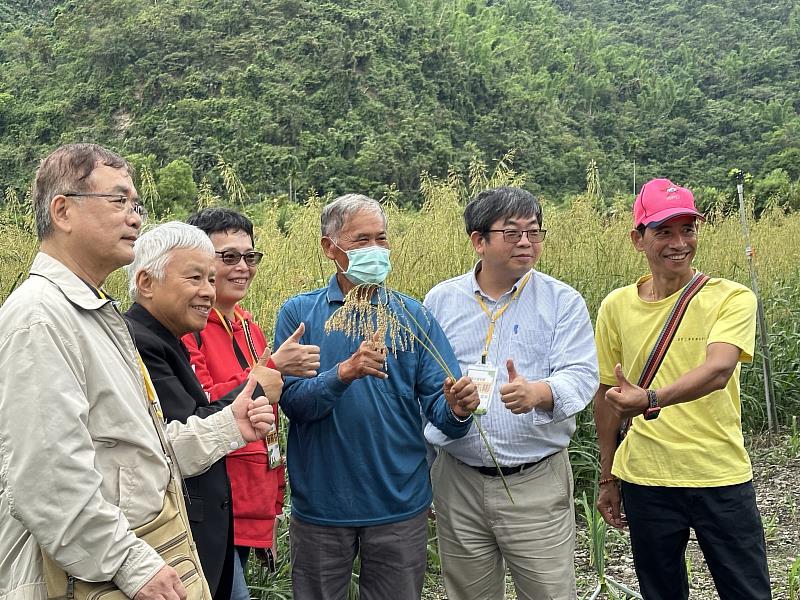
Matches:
[474,270,532,364]
[214,308,259,367]
[88,284,164,418]
[136,354,164,421]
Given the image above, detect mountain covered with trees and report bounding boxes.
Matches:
[1,0,799,209]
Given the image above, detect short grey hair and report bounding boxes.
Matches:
[320,194,387,239]
[126,221,214,301]
[32,143,130,241]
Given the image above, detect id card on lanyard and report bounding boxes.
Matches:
[472,270,532,416]
[217,308,283,470]
[468,362,498,415]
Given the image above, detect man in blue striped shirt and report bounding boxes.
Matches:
[424,186,599,600]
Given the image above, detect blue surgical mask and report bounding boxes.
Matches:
[336,245,392,285]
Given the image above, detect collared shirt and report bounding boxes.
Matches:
[0,253,243,600]
[273,275,472,527]
[423,263,599,467]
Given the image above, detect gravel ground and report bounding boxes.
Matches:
[422,433,800,599]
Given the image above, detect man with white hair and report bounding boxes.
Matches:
[124,222,283,600]
[272,193,480,600]
[0,144,276,600]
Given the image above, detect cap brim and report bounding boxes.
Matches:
[641,207,705,228]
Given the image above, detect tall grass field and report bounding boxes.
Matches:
[3,166,800,440]
[2,165,799,597]
[3,162,800,445]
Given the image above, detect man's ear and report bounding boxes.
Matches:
[469,231,486,256]
[49,195,73,234]
[321,237,337,261]
[136,269,155,300]
[630,228,645,252]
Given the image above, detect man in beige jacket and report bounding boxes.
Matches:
[0,144,278,600]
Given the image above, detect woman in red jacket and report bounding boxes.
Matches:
[183,208,320,600]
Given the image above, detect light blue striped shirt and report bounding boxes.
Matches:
[423,263,599,466]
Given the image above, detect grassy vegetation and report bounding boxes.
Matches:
[2,162,799,598]
[3,160,799,466]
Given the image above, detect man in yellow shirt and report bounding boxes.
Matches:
[593,178,770,599]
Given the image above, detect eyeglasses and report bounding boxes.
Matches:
[486,229,547,243]
[64,193,148,224]
[215,250,264,266]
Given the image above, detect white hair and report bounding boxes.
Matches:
[321,193,387,239]
[126,221,215,301]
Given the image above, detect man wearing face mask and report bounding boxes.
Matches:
[273,194,479,600]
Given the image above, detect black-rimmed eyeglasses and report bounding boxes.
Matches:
[215,250,264,266]
[486,229,547,243]
[63,193,148,223]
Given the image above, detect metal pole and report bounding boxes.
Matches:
[606,576,644,599]
[734,171,778,434]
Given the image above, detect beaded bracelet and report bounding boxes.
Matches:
[449,406,473,423]
[598,477,618,486]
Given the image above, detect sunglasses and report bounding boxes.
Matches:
[215,250,264,266]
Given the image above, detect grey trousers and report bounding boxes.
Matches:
[290,509,429,600]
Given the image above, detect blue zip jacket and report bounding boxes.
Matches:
[273,275,473,526]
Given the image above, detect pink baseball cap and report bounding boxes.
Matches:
[633,178,705,228]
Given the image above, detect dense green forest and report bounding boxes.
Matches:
[1,0,799,209]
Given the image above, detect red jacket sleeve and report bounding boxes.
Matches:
[182,331,277,401]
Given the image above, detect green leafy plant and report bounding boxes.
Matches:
[789,556,800,600]
[577,478,642,600]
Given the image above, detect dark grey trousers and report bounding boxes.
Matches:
[290,509,429,600]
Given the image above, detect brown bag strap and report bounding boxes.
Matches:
[619,272,711,440]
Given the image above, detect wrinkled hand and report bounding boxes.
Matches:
[272,322,321,377]
[597,481,626,529]
[232,376,277,442]
[134,565,186,600]
[604,364,648,420]
[338,330,387,383]
[443,376,478,418]
[249,345,283,405]
[499,359,553,413]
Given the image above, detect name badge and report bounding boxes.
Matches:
[468,362,498,415]
[266,429,282,470]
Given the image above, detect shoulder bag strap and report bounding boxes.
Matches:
[619,272,711,439]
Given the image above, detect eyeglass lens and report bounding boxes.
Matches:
[499,230,546,243]
[218,251,263,266]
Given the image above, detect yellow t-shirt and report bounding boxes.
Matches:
[595,275,757,487]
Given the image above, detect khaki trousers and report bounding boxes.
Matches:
[431,449,576,600]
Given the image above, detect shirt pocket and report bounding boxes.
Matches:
[508,325,552,381]
[118,465,162,524]
[383,348,416,398]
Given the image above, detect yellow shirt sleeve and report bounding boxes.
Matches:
[594,295,622,387]
[707,286,757,363]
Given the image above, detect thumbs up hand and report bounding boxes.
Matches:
[250,344,283,405]
[232,375,276,442]
[256,343,272,368]
[604,363,649,419]
[499,358,554,414]
[271,322,322,378]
